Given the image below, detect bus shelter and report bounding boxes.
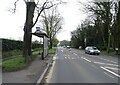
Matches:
[32,31,49,60]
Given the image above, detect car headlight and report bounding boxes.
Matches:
[98,50,100,53]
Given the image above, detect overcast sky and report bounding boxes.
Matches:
[0,0,87,41]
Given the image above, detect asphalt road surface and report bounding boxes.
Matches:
[45,47,120,84]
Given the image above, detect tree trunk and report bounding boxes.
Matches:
[117,1,120,55]
[102,2,111,53]
[100,21,107,50]
[23,28,32,62]
[49,38,53,49]
[107,30,111,53]
[23,28,28,62]
[23,2,36,63]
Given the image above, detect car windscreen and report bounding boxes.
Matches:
[92,47,97,50]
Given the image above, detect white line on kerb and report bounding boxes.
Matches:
[45,60,56,83]
[53,54,57,60]
[81,57,91,62]
[36,63,50,84]
[100,66,120,78]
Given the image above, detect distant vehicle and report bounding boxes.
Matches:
[67,46,70,48]
[85,46,100,55]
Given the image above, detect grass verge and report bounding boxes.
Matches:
[2,55,27,72]
[2,49,22,59]
[48,47,56,54]
[2,48,41,72]
[2,54,40,72]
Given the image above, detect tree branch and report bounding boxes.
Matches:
[32,1,55,28]
[12,0,20,13]
[52,26,62,38]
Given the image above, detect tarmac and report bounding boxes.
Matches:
[2,55,53,84]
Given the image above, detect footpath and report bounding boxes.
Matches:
[2,55,53,84]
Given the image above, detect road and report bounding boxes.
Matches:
[44,47,119,84]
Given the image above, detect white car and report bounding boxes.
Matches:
[85,46,100,55]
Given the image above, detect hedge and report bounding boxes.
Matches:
[2,38,42,52]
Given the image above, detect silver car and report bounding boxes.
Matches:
[85,46,100,55]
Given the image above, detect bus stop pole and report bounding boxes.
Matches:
[42,37,44,60]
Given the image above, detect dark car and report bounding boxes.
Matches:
[85,46,100,55]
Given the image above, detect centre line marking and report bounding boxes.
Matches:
[100,66,120,78]
[65,57,67,59]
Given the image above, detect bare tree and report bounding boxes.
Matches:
[13,0,63,63]
[41,6,63,48]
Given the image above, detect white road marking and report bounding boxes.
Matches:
[81,57,91,62]
[105,66,119,71]
[68,56,71,59]
[99,58,117,64]
[61,50,63,52]
[89,55,117,64]
[104,72,114,78]
[74,53,78,56]
[94,62,118,67]
[65,57,67,59]
[100,66,120,78]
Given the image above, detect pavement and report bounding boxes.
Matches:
[2,54,53,84]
